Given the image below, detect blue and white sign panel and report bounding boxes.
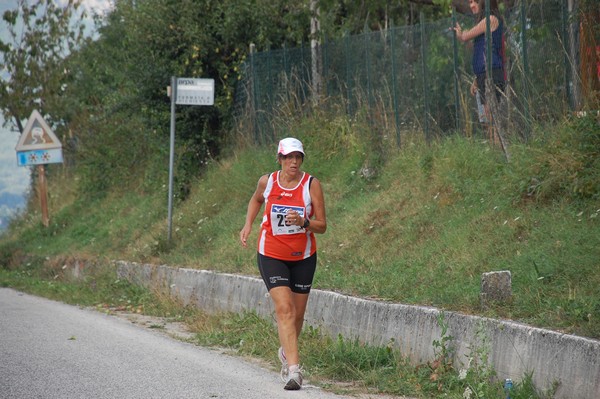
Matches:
[176,78,214,105]
[15,110,64,167]
[17,149,64,166]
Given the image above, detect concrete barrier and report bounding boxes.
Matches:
[114,260,600,399]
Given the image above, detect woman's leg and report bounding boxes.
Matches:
[291,291,309,337]
[483,103,499,145]
[478,72,502,147]
[269,287,310,366]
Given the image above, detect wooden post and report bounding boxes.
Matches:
[37,164,49,227]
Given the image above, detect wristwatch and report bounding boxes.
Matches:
[302,217,310,229]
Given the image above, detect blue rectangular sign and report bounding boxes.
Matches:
[17,149,64,166]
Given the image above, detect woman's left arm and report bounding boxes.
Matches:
[306,178,327,234]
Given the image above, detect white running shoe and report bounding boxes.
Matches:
[278,347,288,382]
[284,368,303,390]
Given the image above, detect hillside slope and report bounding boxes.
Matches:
[2,114,599,339]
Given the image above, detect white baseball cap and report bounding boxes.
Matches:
[277,137,305,156]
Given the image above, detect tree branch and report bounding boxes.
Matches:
[407,0,472,15]
[408,0,516,16]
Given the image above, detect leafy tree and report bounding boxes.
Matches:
[316,0,456,36]
[0,0,87,133]
[62,0,315,197]
[4,0,519,202]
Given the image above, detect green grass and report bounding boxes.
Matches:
[0,112,597,397]
[2,113,599,338]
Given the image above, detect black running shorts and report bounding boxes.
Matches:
[257,253,317,294]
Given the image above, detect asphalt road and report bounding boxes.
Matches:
[0,288,362,399]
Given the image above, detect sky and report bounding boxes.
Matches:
[0,113,30,228]
[0,116,28,195]
[0,0,113,228]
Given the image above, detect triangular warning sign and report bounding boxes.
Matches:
[15,110,62,151]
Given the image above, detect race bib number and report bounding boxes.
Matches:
[271,204,305,236]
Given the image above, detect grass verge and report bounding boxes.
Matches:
[1,260,553,398]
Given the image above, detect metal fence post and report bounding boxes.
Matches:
[567,0,581,110]
[249,43,259,143]
[390,23,401,147]
[520,0,531,128]
[420,12,431,143]
[266,49,274,141]
[167,76,177,242]
[323,35,330,97]
[345,33,352,116]
[561,0,571,110]
[364,30,373,116]
[485,0,492,84]
[283,43,289,79]
[452,8,460,132]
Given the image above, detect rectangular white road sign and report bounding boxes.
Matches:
[176,78,214,105]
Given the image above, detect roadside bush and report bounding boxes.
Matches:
[523,115,600,202]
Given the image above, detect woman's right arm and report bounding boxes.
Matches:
[455,15,499,42]
[240,175,268,247]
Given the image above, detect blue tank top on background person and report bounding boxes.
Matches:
[472,20,504,75]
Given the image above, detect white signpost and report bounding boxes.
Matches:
[167,76,215,241]
[175,78,215,106]
[15,110,64,227]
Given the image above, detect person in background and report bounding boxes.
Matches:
[239,137,327,390]
[454,0,505,145]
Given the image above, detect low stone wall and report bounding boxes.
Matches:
[113,260,600,399]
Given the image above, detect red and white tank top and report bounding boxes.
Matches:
[258,171,316,260]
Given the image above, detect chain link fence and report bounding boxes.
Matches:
[234,0,594,148]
